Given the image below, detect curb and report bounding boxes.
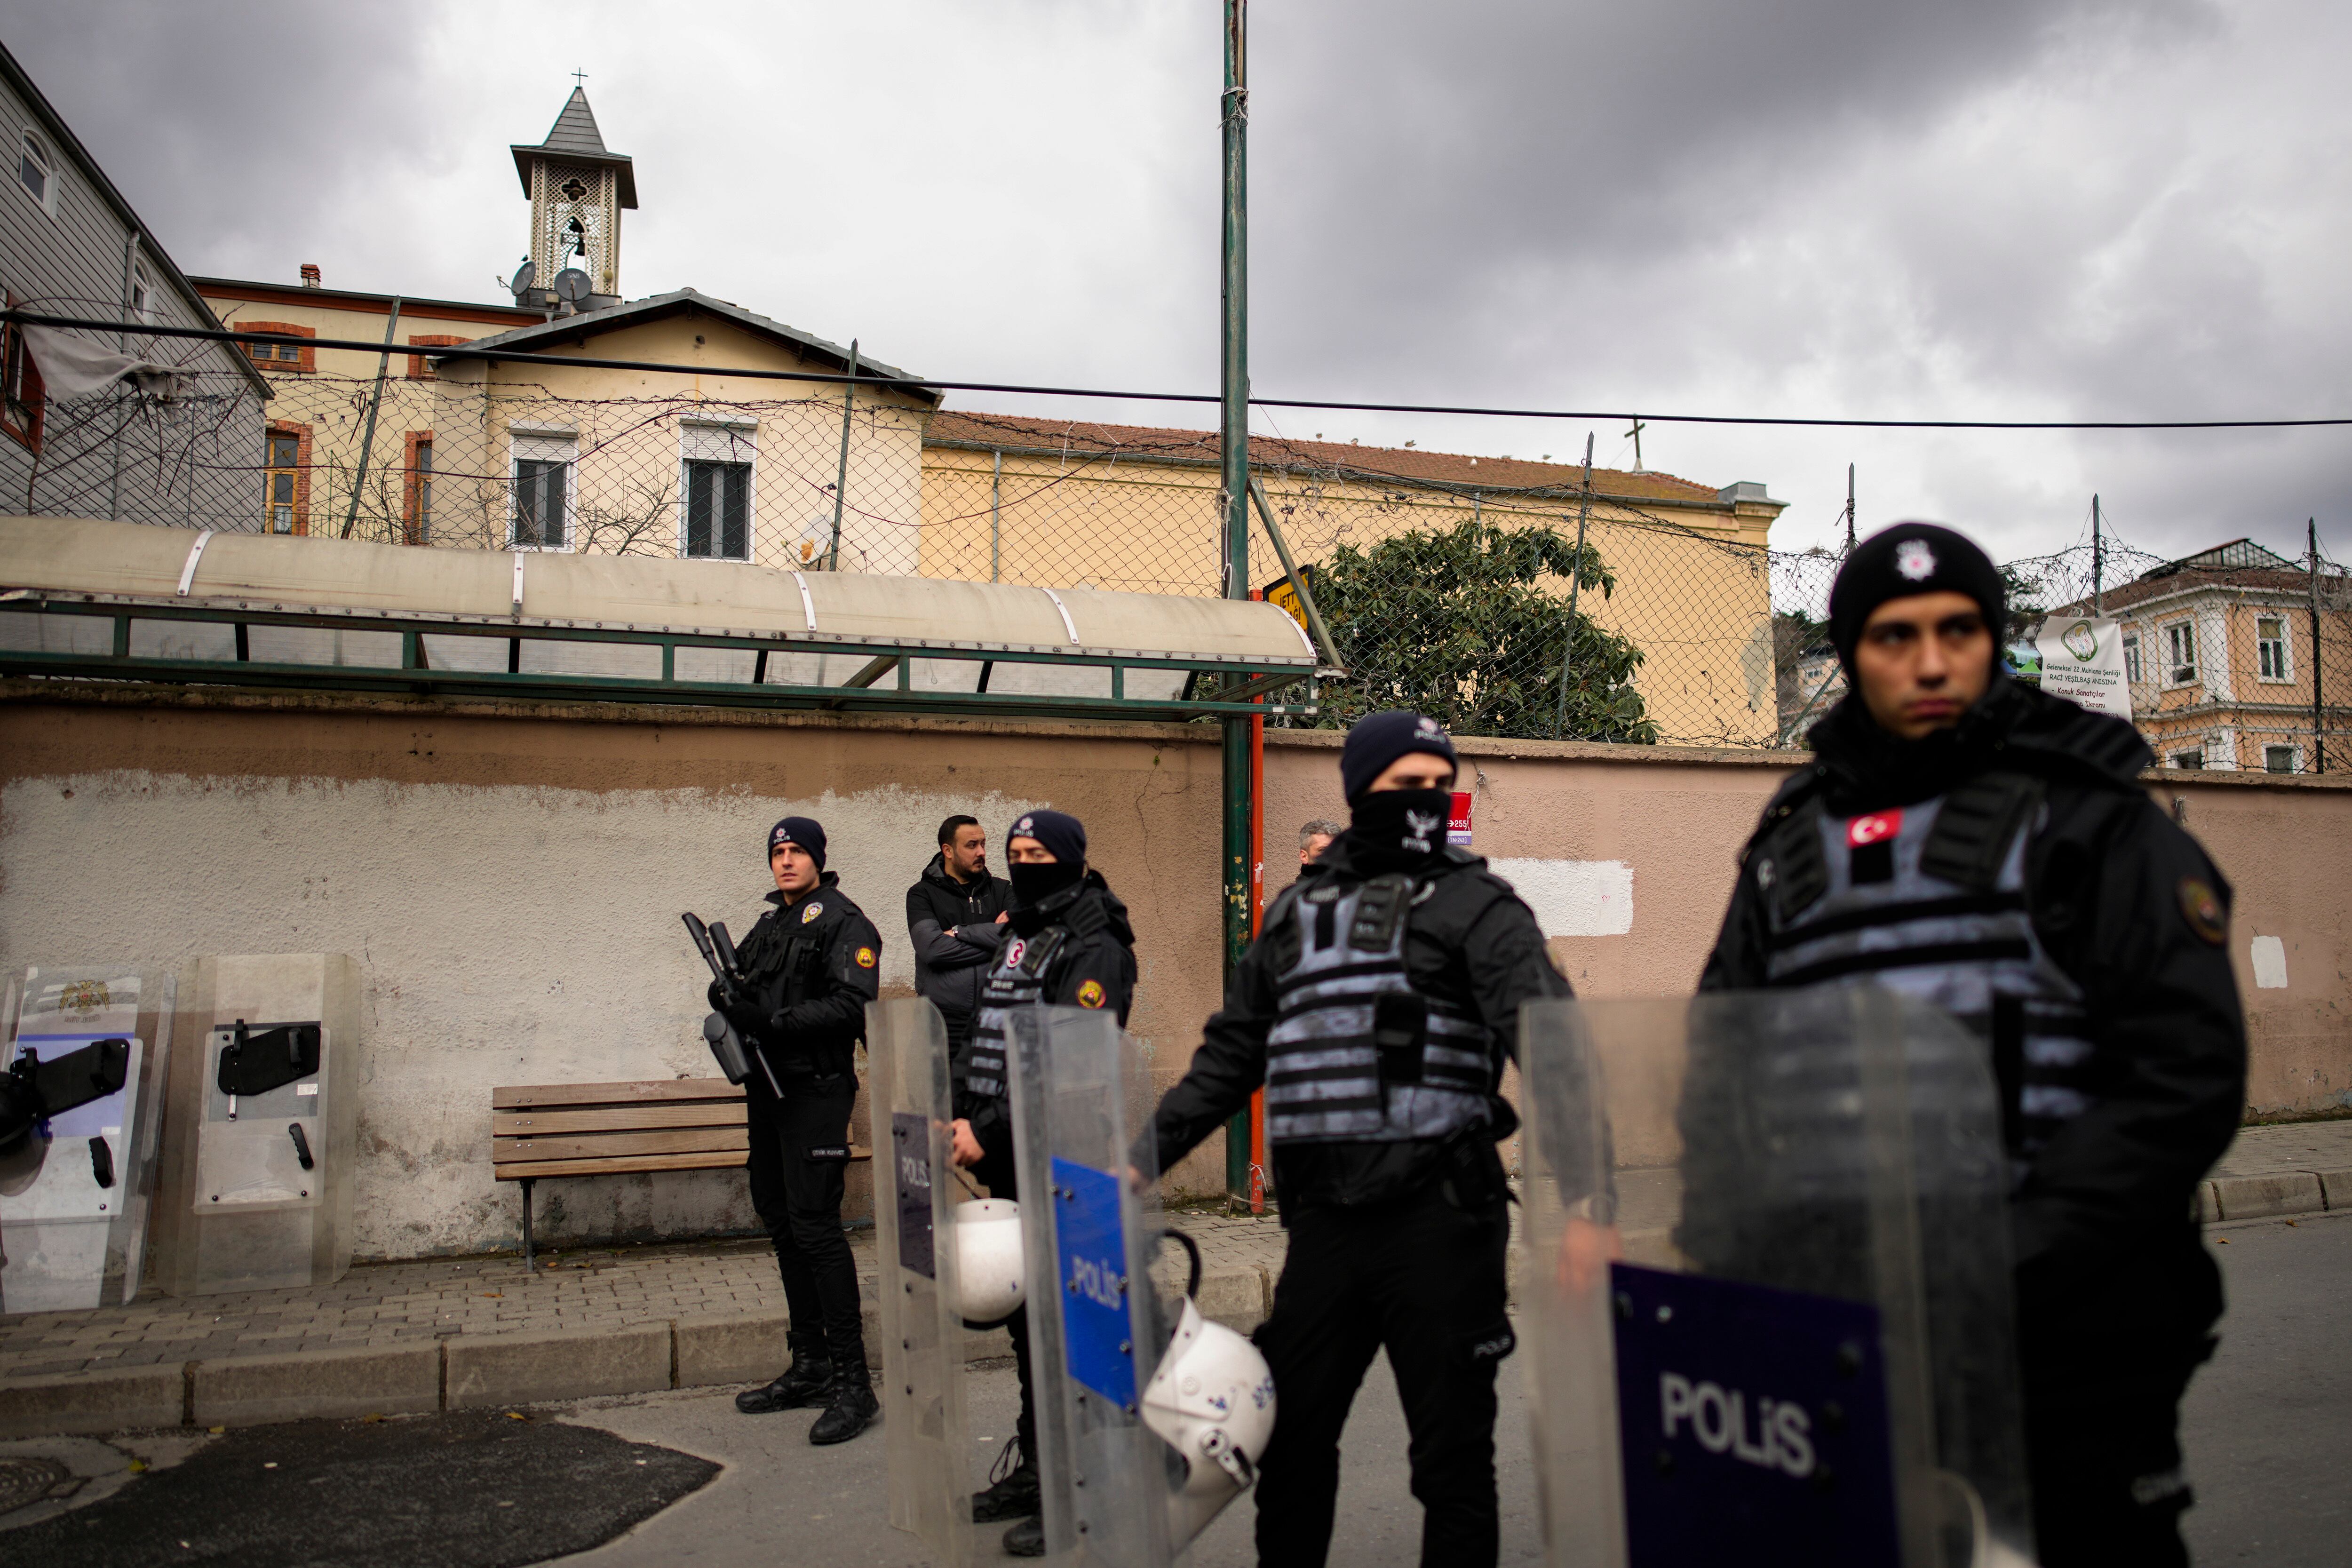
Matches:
[0,1262,1277,1440]
[2197,1168,2352,1223]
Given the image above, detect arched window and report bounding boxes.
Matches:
[17,131,55,215]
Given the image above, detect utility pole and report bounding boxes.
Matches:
[1553,432,1595,739]
[1844,463,1856,550]
[2092,494,2104,617]
[826,340,858,571]
[342,298,403,540]
[1219,0,1254,1199]
[2313,518,2327,774]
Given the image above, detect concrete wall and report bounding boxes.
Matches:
[4,688,2347,1266]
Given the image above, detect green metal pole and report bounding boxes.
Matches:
[1220,0,1254,1200]
[826,339,858,571]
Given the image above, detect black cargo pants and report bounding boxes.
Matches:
[969,1119,1037,1464]
[744,1071,865,1375]
[1250,1188,1515,1568]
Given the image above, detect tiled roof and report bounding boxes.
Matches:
[923,411,1737,505]
[510,86,636,207]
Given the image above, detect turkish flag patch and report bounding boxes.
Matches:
[1847,810,1902,847]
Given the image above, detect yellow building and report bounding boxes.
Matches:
[193,85,1792,744]
[922,413,1788,745]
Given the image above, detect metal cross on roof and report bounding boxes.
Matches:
[572,69,588,86]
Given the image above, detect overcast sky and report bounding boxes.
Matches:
[8,0,2346,565]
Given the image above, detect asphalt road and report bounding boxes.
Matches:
[3,1210,2341,1566]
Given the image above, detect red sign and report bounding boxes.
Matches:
[1448,791,1474,848]
[1846,811,1902,848]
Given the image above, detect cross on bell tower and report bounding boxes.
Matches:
[510,83,637,311]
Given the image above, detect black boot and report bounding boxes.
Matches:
[735,1343,833,1415]
[971,1440,1039,1523]
[807,1367,880,1446]
[1002,1513,1045,1558]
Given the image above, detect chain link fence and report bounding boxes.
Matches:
[8,342,2349,771]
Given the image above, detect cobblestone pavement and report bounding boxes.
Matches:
[3,1121,2339,1385]
[0,1207,1297,1383]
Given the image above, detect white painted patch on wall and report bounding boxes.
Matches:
[2249,934,2289,990]
[1487,859,1635,937]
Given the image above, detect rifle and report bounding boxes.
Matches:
[681,912,780,1094]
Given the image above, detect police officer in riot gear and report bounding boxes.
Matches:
[1147,712,1570,1568]
[949,808,1136,1559]
[715,816,885,1444]
[1700,524,2246,1567]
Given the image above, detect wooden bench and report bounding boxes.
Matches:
[492,1078,872,1268]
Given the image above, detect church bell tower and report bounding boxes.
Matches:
[509,84,636,313]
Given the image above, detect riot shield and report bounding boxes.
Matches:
[1007,1004,1185,1568]
[870,996,983,1566]
[1,965,174,1313]
[1518,988,2034,1568]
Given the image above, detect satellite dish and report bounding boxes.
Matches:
[553,268,592,304]
[508,259,537,299]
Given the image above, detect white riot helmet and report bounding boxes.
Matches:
[1142,1230,1278,1548]
[949,1198,1025,1328]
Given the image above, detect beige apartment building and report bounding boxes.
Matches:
[2082,539,2352,773]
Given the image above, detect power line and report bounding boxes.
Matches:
[13,308,2352,433]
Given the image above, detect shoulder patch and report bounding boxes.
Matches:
[855,945,876,969]
[2177,877,2228,946]
[1075,978,1107,1010]
[801,901,824,923]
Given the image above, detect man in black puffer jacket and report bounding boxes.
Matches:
[1700,524,2246,1568]
[906,814,1015,1051]
[947,808,1136,1559]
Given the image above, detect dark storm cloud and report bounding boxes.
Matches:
[1,1,438,275]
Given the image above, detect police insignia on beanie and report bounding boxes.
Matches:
[1894,538,1938,581]
[1825,523,2007,674]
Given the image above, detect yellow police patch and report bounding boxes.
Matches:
[1076,979,1107,1010]
[855,946,876,969]
[2177,877,2227,946]
[802,901,824,924]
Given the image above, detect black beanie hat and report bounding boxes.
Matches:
[1007,808,1087,865]
[1828,523,2006,674]
[767,815,826,869]
[1340,710,1459,803]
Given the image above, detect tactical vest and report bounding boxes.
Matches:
[961,926,1073,1106]
[1751,772,2097,1166]
[1263,872,1493,1147]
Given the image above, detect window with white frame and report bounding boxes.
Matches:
[128,261,155,321]
[2162,620,2197,685]
[2264,744,2298,773]
[509,432,575,550]
[678,422,755,561]
[2122,632,2142,684]
[2169,746,2205,770]
[17,130,54,216]
[2257,616,2291,681]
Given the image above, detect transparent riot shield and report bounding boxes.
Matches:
[154,954,361,1296]
[0,965,174,1313]
[869,995,984,1567]
[1007,1004,1185,1568]
[1518,989,2034,1568]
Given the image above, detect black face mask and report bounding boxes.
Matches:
[1009,858,1086,908]
[1350,788,1454,862]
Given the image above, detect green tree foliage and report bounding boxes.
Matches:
[1309,518,1657,742]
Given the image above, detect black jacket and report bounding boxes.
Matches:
[731,872,882,1089]
[951,871,1138,1128]
[1700,681,2247,1289]
[1150,834,1571,1210]
[905,853,1015,1023]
